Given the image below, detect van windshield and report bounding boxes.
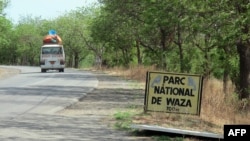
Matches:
[42,47,63,54]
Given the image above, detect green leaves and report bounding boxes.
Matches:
[0,0,249,98]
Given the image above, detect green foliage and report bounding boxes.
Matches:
[0,17,14,64]
[80,54,95,68]
[54,7,98,68]
[1,0,250,98]
[113,111,132,130]
[95,0,250,98]
[14,16,43,65]
[152,136,183,141]
[0,0,9,16]
[229,55,240,88]
[114,111,131,120]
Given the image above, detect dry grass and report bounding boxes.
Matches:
[90,65,157,82]
[0,68,6,78]
[89,65,250,134]
[200,78,250,132]
[0,68,20,79]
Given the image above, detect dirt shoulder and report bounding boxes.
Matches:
[57,70,153,140]
[0,67,20,79]
[59,70,145,115]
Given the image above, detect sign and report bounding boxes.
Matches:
[144,71,203,115]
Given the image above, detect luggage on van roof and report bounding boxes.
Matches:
[43,30,62,45]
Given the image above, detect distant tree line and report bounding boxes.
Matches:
[0,0,250,100]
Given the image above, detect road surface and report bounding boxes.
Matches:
[0,66,152,141]
[0,66,99,140]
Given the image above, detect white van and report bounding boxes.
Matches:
[40,44,65,72]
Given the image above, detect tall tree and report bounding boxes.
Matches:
[0,0,13,64]
[233,0,250,99]
[55,8,92,68]
[15,16,43,65]
[0,17,13,64]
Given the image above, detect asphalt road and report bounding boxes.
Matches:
[0,66,99,140]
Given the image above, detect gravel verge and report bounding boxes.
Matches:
[57,70,152,140]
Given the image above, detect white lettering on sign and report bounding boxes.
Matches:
[228,129,247,136]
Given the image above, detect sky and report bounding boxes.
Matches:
[4,0,98,24]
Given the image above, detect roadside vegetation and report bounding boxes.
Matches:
[103,65,249,140]
[1,0,250,140]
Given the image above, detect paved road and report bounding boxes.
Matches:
[0,66,99,140]
[0,66,152,141]
[0,66,98,118]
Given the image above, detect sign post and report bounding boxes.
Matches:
[144,71,203,115]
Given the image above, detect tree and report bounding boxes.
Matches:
[232,0,250,99]
[15,16,43,65]
[0,17,13,64]
[0,0,9,16]
[0,0,13,64]
[55,8,93,68]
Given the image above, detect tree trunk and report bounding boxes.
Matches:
[74,53,79,68]
[160,27,167,70]
[223,68,230,96]
[203,34,211,79]
[68,55,73,68]
[121,48,130,67]
[237,42,250,99]
[176,23,184,72]
[222,47,232,96]
[135,40,142,65]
